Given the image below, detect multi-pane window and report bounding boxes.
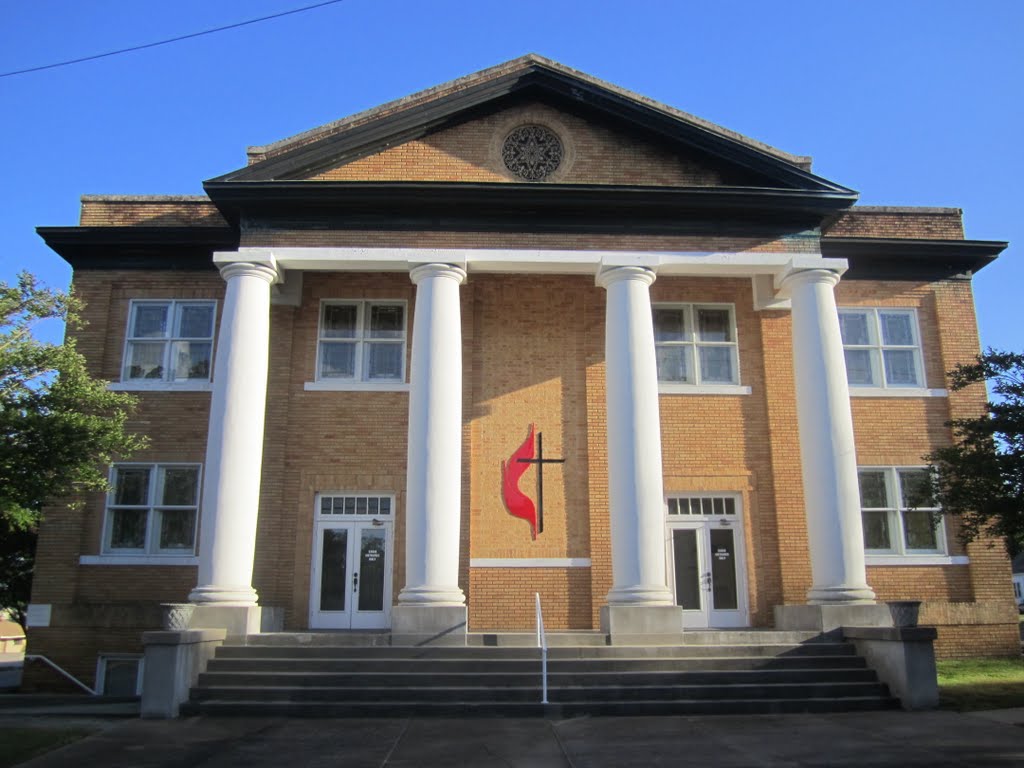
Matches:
[104,464,201,555]
[317,301,406,382]
[858,467,944,555]
[668,496,737,516]
[653,304,739,385]
[123,301,215,383]
[319,494,393,516]
[838,308,923,388]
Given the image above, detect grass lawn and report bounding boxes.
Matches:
[0,727,94,768]
[937,657,1024,711]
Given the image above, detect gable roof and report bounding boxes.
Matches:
[209,54,853,196]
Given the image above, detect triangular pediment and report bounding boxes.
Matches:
[209,55,852,196]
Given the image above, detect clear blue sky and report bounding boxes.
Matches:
[1,0,1020,352]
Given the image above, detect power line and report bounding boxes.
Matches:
[0,0,348,79]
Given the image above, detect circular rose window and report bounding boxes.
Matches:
[501,125,564,181]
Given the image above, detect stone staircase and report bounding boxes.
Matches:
[183,630,899,717]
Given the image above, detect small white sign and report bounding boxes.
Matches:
[25,604,52,628]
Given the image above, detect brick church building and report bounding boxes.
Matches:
[28,55,1016,695]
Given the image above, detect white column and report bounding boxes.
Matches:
[398,263,467,606]
[781,268,876,604]
[189,261,278,605]
[597,266,674,606]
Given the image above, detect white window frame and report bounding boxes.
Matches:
[307,300,409,391]
[859,466,948,560]
[96,654,144,696]
[838,307,926,392]
[115,299,217,391]
[102,463,202,558]
[652,303,745,394]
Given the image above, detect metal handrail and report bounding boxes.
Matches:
[26,654,98,695]
[534,592,548,704]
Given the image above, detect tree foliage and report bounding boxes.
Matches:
[926,349,1024,554]
[0,273,146,623]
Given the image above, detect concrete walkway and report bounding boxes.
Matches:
[3,711,1023,768]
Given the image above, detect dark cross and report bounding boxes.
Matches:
[516,432,565,535]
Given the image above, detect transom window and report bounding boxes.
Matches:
[123,300,215,383]
[319,494,393,517]
[653,304,739,385]
[104,464,201,555]
[859,467,945,555]
[838,308,923,388]
[668,496,737,516]
[317,301,406,382]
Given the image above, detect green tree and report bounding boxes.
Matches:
[926,350,1024,555]
[0,273,146,625]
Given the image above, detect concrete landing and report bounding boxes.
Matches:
[9,711,1024,767]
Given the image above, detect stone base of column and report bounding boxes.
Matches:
[600,605,683,646]
[774,603,894,636]
[391,604,468,646]
[187,604,283,639]
[187,584,259,605]
[807,584,877,604]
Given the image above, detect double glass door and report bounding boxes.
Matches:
[310,519,392,629]
[667,495,747,628]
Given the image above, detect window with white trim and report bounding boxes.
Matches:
[104,464,201,555]
[122,300,216,383]
[838,308,924,388]
[316,301,406,383]
[858,467,945,555]
[652,304,739,385]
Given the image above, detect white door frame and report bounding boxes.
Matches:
[665,493,749,629]
[309,493,394,630]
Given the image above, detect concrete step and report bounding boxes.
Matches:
[184,695,899,718]
[190,680,890,703]
[215,642,855,660]
[203,655,866,674]
[197,667,880,688]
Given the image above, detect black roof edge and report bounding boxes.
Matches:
[37,226,237,270]
[203,180,858,226]
[211,68,852,195]
[822,236,1007,279]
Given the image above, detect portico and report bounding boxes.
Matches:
[185,245,876,641]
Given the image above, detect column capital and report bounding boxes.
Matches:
[218,261,279,284]
[779,267,841,291]
[596,265,656,289]
[409,263,467,286]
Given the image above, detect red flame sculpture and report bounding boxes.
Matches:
[501,423,537,539]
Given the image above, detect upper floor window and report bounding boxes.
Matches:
[858,467,944,556]
[317,301,406,383]
[104,463,201,555]
[123,300,215,383]
[653,304,739,385]
[838,308,923,389]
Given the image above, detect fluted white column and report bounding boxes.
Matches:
[399,263,467,606]
[189,261,277,605]
[782,268,876,604]
[598,266,674,606]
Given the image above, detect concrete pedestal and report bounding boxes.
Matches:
[141,629,226,718]
[187,605,283,639]
[391,604,468,646]
[600,605,683,645]
[843,626,939,710]
[775,603,894,636]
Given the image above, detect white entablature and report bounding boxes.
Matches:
[214,247,847,311]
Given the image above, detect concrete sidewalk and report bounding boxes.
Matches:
[3,710,1023,768]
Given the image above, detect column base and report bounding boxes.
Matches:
[187,584,259,606]
[774,603,894,635]
[187,604,283,639]
[806,583,877,604]
[604,585,675,606]
[391,604,467,646]
[600,604,683,645]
